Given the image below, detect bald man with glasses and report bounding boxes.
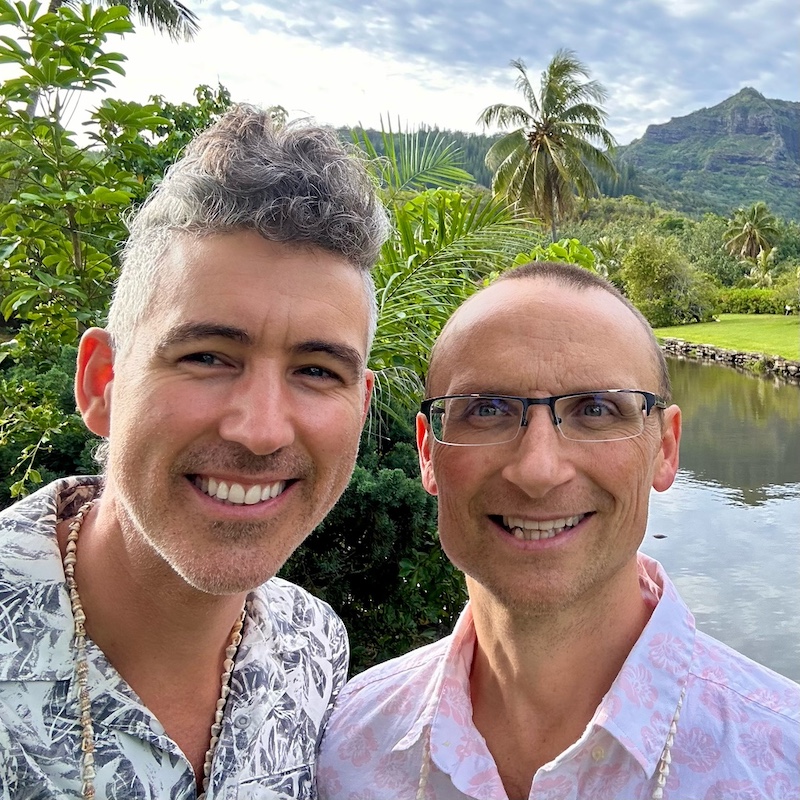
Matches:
[318,261,799,800]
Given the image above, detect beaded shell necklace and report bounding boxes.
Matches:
[64,501,246,800]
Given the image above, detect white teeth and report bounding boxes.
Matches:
[244,485,261,505]
[195,476,287,505]
[228,483,245,504]
[503,513,586,541]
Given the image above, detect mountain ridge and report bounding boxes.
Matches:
[615,88,799,220]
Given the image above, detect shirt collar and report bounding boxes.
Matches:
[390,603,478,753]
[391,554,695,781]
[0,476,103,681]
[595,554,695,776]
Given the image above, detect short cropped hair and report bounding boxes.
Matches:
[426,261,671,402]
[106,105,390,353]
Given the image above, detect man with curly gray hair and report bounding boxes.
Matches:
[0,105,390,799]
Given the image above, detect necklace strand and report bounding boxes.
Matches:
[414,686,686,800]
[64,501,245,800]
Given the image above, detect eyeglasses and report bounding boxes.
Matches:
[420,390,667,446]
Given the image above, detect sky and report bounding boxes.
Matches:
[19,0,800,145]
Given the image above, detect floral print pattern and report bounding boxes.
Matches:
[0,477,349,799]
[318,556,800,799]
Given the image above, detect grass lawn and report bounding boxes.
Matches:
[653,314,799,360]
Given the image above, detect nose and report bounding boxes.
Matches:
[217,369,296,455]
[500,405,576,498]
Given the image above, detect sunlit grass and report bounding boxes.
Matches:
[654,314,799,360]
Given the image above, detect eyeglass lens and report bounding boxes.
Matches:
[429,392,649,445]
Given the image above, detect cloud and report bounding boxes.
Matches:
[107,0,799,143]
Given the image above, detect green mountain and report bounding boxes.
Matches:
[616,88,799,220]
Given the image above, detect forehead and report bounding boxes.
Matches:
[431,279,658,395]
[132,231,371,354]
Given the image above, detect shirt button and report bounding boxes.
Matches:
[150,718,165,736]
[591,746,605,762]
[234,714,250,729]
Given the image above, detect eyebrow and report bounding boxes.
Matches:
[155,322,252,354]
[294,340,365,375]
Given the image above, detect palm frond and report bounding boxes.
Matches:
[477,103,532,131]
[122,0,199,40]
[353,119,473,199]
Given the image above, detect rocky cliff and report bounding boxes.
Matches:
[619,88,799,219]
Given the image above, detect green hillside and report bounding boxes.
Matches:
[617,88,799,220]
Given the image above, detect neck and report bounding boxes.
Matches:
[468,557,650,693]
[58,494,247,659]
[467,564,652,795]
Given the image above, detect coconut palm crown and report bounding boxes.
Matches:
[479,50,616,240]
[724,201,781,261]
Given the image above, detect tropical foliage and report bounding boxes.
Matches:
[49,0,198,40]
[1,7,798,670]
[352,122,540,427]
[724,201,781,260]
[478,49,616,240]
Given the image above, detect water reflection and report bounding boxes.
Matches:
[643,357,800,681]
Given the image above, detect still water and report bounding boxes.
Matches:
[642,357,800,681]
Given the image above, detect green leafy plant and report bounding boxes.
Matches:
[280,421,467,674]
[512,237,597,270]
[0,0,168,496]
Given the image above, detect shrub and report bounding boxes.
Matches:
[0,346,98,507]
[716,288,784,314]
[280,420,466,675]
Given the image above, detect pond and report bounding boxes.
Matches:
[642,357,800,681]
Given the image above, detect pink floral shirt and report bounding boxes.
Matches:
[318,555,800,800]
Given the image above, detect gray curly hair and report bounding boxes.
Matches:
[106,104,390,353]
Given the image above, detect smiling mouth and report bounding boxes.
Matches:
[492,513,588,541]
[191,475,289,505]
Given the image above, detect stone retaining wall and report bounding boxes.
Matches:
[661,338,800,386]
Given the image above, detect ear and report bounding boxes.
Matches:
[75,328,115,438]
[361,369,375,423]
[652,404,681,493]
[416,412,438,496]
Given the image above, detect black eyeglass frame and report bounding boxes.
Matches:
[420,389,668,445]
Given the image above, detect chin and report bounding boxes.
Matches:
[174,561,279,596]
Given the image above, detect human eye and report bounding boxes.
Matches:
[179,352,228,367]
[561,392,639,430]
[296,364,344,383]
[461,397,515,422]
[579,396,615,418]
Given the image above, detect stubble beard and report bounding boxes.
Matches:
[112,440,359,596]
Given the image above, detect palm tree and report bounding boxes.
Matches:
[478,50,616,240]
[724,202,781,260]
[744,246,776,288]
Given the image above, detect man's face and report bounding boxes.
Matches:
[80,231,373,594]
[416,279,680,613]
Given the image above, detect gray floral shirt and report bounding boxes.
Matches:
[0,477,349,799]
